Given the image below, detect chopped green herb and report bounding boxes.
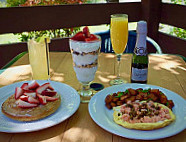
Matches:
[165,101,169,106]
[115,92,123,98]
[146,98,152,102]
[142,89,149,93]
[137,90,143,92]
[125,89,129,94]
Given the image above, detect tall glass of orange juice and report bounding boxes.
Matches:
[110,14,128,85]
[27,38,50,80]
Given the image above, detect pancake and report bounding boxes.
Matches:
[113,101,176,130]
[1,94,61,121]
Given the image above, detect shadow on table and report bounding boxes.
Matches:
[7,116,72,142]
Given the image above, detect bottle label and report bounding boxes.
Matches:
[131,67,148,81]
[134,47,147,56]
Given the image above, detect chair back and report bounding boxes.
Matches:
[95,30,162,54]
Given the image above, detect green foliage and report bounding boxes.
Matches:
[7,0,27,7]
[0,2,7,7]
[170,28,186,39]
[170,0,185,4]
[168,0,186,39]
[16,28,80,42]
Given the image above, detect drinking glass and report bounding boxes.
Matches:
[110,14,128,85]
[69,36,101,103]
[27,38,50,80]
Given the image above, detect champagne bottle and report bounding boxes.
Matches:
[131,21,148,84]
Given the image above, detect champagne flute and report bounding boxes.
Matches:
[110,14,128,85]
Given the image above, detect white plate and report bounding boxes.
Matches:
[88,83,186,140]
[0,80,80,133]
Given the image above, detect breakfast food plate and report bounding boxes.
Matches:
[0,80,80,133]
[88,83,186,140]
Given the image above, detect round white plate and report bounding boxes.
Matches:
[0,80,80,133]
[88,83,186,140]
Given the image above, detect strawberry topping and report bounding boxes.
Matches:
[37,94,47,105]
[20,95,29,102]
[24,92,36,98]
[28,96,40,104]
[36,83,50,94]
[24,90,35,93]
[28,80,40,90]
[15,87,24,100]
[13,81,59,108]
[45,96,59,102]
[41,90,57,96]
[83,26,90,38]
[17,99,38,108]
[71,27,98,42]
[48,84,54,90]
[21,83,29,90]
[71,31,86,41]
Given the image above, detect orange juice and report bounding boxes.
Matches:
[28,39,50,80]
[111,16,128,54]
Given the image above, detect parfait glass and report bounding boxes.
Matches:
[110,14,128,85]
[69,36,101,103]
[27,38,50,80]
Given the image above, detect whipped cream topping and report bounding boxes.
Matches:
[69,39,101,53]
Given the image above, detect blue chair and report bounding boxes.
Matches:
[95,30,162,54]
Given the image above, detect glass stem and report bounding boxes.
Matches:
[116,54,121,79]
[82,83,89,91]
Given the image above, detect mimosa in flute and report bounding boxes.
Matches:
[28,38,50,80]
[110,14,128,85]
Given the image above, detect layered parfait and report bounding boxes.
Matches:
[69,27,101,84]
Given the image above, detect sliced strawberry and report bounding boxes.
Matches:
[15,87,24,100]
[45,96,59,102]
[36,83,50,94]
[41,90,57,96]
[21,83,29,90]
[28,80,40,90]
[48,84,54,91]
[24,90,35,93]
[85,38,93,42]
[37,94,47,105]
[20,95,29,102]
[85,34,98,42]
[83,26,90,38]
[17,99,38,108]
[90,34,98,40]
[24,92,36,98]
[71,31,85,41]
[28,96,39,104]
[20,95,39,104]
